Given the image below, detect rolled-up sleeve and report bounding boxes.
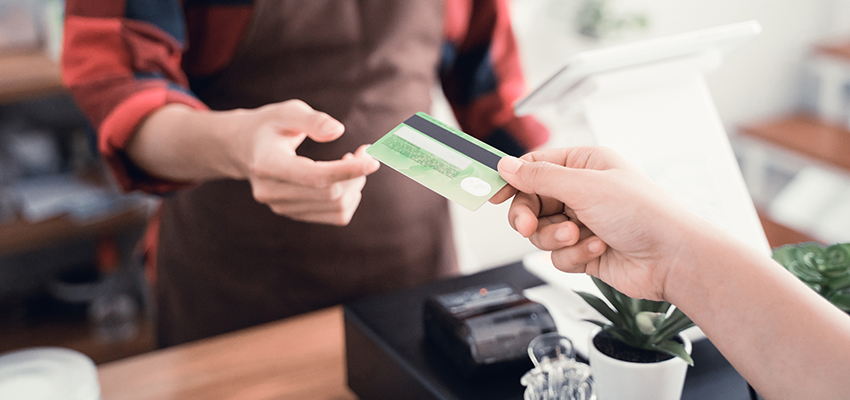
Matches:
[441,0,549,157]
[62,0,208,193]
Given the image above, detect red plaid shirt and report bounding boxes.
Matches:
[62,0,549,194]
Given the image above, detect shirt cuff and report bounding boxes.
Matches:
[505,115,550,151]
[98,87,208,194]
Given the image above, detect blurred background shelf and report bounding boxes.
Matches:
[0,52,63,105]
[0,204,150,257]
[0,305,156,365]
[738,113,850,173]
[0,46,155,363]
[812,37,850,62]
[757,209,820,248]
[736,112,850,246]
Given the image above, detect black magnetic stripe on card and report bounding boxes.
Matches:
[403,114,501,171]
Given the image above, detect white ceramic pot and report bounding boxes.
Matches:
[588,327,692,400]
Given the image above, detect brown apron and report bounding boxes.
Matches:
[155,0,458,347]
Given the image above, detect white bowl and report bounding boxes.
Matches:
[0,347,100,400]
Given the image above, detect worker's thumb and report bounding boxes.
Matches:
[270,100,345,143]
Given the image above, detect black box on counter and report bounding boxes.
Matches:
[343,262,545,400]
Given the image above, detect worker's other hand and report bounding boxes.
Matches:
[238,100,380,226]
[491,147,705,301]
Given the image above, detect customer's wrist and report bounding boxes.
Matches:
[659,216,734,305]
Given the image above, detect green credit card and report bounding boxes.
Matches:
[367,112,508,211]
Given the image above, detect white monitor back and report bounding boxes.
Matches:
[514,20,762,116]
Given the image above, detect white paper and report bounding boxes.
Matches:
[816,190,850,243]
[768,166,850,243]
[815,184,850,243]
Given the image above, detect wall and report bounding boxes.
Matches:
[451,0,843,273]
[511,0,841,127]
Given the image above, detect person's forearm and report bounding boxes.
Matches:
[126,104,250,182]
[667,222,850,399]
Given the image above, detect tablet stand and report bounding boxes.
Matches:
[555,50,771,254]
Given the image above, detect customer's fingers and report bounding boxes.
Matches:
[507,191,542,237]
[527,214,581,251]
[549,236,608,274]
[490,184,518,204]
[498,156,596,209]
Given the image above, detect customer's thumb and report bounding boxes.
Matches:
[498,156,578,202]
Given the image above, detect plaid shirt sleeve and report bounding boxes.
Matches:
[441,0,549,157]
[62,0,208,194]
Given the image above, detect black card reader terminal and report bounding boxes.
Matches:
[423,283,557,378]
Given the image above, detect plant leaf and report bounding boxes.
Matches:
[590,276,618,305]
[591,277,637,330]
[652,339,694,366]
[772,244,800,268]
[826,243,850,269]
[607,326,643,349]
[582,319,611,330]
[798,244,828,272]
[820,263,848,278]
[773,242,850,310]
[632,299,670,314]
[649,308,694,345]
[788,261,829,285]
[826,289,850,312]
[636,311,664,335]
[826,272,850,292]
[576,291,627,328]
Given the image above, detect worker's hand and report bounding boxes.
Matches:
[490,147,708,301]
[236,100,379,226]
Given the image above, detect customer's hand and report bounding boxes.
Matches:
[235,100,380,225]
[491,147,708,301]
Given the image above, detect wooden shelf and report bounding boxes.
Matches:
[0,52,64,105]
[0,204,150,257]
[739,113,841,248]
[738,112,850,173]
[813,38,850,62]
[0,52,156,366]
[0,308,156,365]
[758,210,821,248]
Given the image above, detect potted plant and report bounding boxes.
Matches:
[576,276,695,400]
[772,242,850,312]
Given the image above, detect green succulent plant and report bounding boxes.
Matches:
[576,276,695,365]
[772,242,850,312]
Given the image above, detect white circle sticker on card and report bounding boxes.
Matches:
[460,177,492,197]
